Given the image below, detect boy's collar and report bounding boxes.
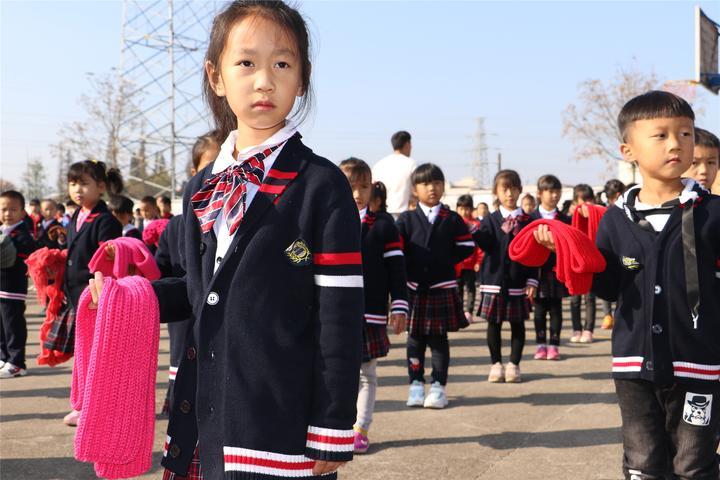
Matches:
[616,178,700,210]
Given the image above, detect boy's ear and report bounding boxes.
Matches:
[205,60,226,97]
[620,142,636,163]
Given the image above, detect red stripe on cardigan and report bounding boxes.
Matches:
[258,184,285,194]
[224,455,315,470]
[313,252,362,265]
[266,169,298,180]
[306,432,355,445]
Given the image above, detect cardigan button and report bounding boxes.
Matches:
[179,400,192,414]
[654,285,662,295]
[169,444,181,458]
[187,347,196,360]
[207,291,220,305]
[652,324,663,334]
[645,361,654,371]
[67,259,73,266]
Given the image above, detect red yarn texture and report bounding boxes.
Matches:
[142,218,170,248]
[25,247,73,366]
[572,204,607,242]
[89,237,161,281]
[509,219,606,295]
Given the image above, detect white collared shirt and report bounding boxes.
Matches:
[418,202,441,224]
[41,218,54,230]
[122,223,138,236]
[359,207,368,220]
[1,220,23,236]
[499,205,523,219]
[538,206,558,220]
[212,121,298,272]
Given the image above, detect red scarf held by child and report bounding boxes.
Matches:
[509,219,606,295]
[572,203,607,242]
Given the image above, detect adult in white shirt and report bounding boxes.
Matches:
[372,131,417,218]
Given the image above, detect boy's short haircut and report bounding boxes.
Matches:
[411,163,445,185]
[108,195,134,215]
[29,198,40,207]
[57,203,66,214]
[391,131,411,151]
[339,157,372,183]
[603,179,626,201]
[522,193,536,204]
[456,194,474,209]
[573,184,595,202]
[695,127,720,150]
[158,195,171,207]
[0,190,25,209]
[40,198,57,208]
[141,195,156,205]
[617,90,695,142]
[191,130,222,170]
[492,169,522,194]
[537,174,562,192]
[478,202,489,209]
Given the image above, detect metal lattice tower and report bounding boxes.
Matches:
[119,0,217,199]
[471,117,490,189]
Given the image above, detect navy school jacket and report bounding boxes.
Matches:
[473,210,539,296]
[152,135,364,480]
[361,210,408,321]
[0,222,37,301]
[528,208,570,299]
[63,201,122,310]
[592,185,720,387]
[396,205,475,292]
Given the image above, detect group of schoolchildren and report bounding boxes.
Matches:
[1,2,719,478]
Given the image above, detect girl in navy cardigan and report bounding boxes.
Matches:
[396,163,474,409]
[473,170,538,383]
[90,3,362,479]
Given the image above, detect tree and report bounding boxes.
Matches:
[0,179,18,192]
[562,64,658,178]
[21,157,49,200]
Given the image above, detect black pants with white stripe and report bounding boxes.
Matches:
[615,379,720,479]
[0,299,27,369]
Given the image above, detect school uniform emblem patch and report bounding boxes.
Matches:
[621,256,642,271]
[683,393,712,426]
[285,238,312,266]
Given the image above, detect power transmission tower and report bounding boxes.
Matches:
[471,117,490,188]
[118,0,216,199]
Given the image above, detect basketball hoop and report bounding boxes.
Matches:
[662,79,700,104]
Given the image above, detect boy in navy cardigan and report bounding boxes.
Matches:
[339,158,408,453]
[0,191,37,378]
[397,163,474,409]
[536,91,720,479]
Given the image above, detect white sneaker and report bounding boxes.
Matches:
[0,362,27,379]
[406,380,425,407]
[423,382,448,409]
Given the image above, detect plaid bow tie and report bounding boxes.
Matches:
[501,213,528,235]
[191,142,285,235]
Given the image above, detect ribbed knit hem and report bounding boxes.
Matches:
[225,472,337,480]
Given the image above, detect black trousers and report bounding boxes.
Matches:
[407,333,449,385]
[534,297,562,346]
[487,321,525,365]
[457,269,477,313]
[615,379,720,479]
[570,293,596,332]
[0,299,27,369]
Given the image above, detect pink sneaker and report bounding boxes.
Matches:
[353,431,369,454]
[63,409,80,427]
[569,331,582,343]
[579,330,594,343]
[547,346,560,360]
[534,345,547,360]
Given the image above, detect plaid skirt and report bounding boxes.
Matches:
[407,287,468,336]
[163,448,202,480]
[363,323,390,362]
[477,293,531,324]
[43,303,75,354]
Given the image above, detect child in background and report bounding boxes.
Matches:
[530,175,570,361]
[369,181,388,214]
[37,199,61,249]
[25,198,41,239]
[108,195,142,240]
[339,158,408,453]
[56,203,68,227]
[397,163,474,408]
[64,200,78,222]
[476,202,489,221]
[58,160,123,425]
[139,196,160,226]
[521,193,536,215]
[683,127,719,193]
[455,194,482,323]
[598,179,625,331]
[156,195,173,219]
[569,183,597,343]
[474,170,538,383]
[0,191,38,378]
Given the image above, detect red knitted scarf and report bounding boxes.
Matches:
[509,219,606,295]
[572,203,607,242]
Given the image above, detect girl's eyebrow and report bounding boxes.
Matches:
[235,47,296,56]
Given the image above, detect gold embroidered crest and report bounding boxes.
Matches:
[621,256,641,270]
[285,238,312,266]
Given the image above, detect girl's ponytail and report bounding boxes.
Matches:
[106,168,124,196]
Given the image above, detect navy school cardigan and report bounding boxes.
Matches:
[152,135,364,480]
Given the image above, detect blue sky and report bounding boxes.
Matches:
[2,1,719,193]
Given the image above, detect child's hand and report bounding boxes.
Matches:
[389,313,407,335]
[532,224,556,252]
[313,461,345,475]
[473,263,481,272]
[88,271,105,310]
[579,204,589,218]
[104,243,116,262]
[525,285,536,300]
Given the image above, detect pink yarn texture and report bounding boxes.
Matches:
[88,236,161,281]
[142,218,170,247]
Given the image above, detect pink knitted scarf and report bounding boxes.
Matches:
[88,236,160,281]
[72,237,160,478]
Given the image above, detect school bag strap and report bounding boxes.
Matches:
[681,197,700,328]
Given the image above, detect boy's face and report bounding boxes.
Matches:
[495,181,521,210]
[620,117,694,183]
[140,201,159,220]
[456,205,473,219]
[477,204,489,218]
[345,173,372,211]
[539,189,561,210]
[413,180,444,207]
[684,145,719,189]
[0,198,24,226]
[40,201,57,220]
[521,196,535,213]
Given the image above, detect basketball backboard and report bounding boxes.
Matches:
[696,6,719,94]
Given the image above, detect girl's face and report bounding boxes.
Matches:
[538,189,561,210]
[495,182,521,210]
[68,174,105,209]
[345,174,372,211]
[413,180,444,207]
[207,15,304,144]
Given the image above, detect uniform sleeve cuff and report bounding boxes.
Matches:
[526,279,539,288]
[305,426,354,462]
[390,299,409,315]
